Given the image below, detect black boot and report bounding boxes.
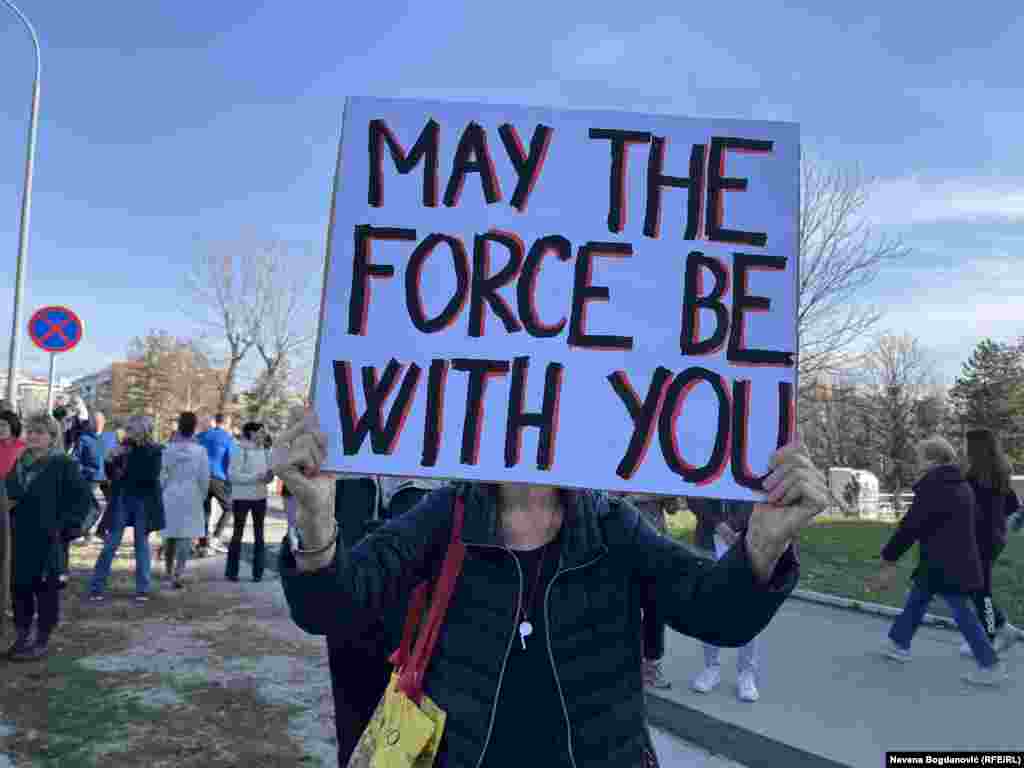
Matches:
[11,630,49,662]
[5,627,33,659]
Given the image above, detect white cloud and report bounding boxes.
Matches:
[864,176,1024,226]
[864,256,1024,382]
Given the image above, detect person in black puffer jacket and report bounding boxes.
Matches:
[963,429,1021,653]
[273,414,830,768]
[870,436,1003,686]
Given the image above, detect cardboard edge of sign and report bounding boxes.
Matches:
[28,304,85,354]
[305,95,800,497]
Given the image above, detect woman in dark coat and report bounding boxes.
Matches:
[272,410,829,768]
[88,416,165,602]
[869,436,1002,686]
[4,412,91,660]
[963,428,1021,653]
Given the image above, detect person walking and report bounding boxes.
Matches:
[73,412,111,545]
[686,497,763,702]
[225,422,272,582]
[196,414,233,557]
[868,436,1003,686]
[620,491,675,691]
[160,413,209,589]
[88,416,166,602]
[273,410,828,768]
[4,412,91,660]
[961,428,1021,655]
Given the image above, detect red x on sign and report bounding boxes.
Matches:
[28,306,83,354]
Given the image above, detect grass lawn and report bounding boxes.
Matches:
[666,510,1024,627]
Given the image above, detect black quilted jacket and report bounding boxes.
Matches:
[280,484,798,768]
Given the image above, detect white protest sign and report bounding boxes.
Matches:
[313,96,799,499]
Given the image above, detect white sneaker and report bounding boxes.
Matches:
[995,625,1019,653]
[691,666,721,694]
[643,660,672,690]
[882,640,911,662]
[959,639,972,657]
[737,671,759,702]
[963,661,1008,687]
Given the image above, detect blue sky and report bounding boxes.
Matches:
[0,1,1021,388]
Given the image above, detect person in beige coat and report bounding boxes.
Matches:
[160,413,210,588]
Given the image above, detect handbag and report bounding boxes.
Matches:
[347,496,467,768]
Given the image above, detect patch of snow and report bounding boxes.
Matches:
[0,722,17,768]
[222,656,335,766]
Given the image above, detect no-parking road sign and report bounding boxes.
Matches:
[28,305,84,354]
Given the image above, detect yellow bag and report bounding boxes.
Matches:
[347,498,466,768]
[348,671,446,768]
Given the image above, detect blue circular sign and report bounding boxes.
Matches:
[28,305,83,354]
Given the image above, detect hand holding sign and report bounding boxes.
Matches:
[745,439,830,582]
[272,406,337,571]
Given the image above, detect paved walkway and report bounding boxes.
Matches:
[648,596,1020,768]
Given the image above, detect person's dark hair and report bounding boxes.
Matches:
[52,405,67,422]
[242,421,263,441]
[177,411,198,438]
[214,413,225,426]
[966,428,1012,494]
[0,410,22,439]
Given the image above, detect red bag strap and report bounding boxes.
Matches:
[396,496,466,702]
[388,581,429,669]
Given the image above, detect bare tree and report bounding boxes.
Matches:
[860,333,939,490]
[800,374,876,471]
[185,246,261,414]
[798,160,911,389]
[243,242,317,424]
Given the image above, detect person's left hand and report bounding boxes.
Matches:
[745,439,832,581]
[866,561,898,593]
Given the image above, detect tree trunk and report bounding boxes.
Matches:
[218,357,240,415]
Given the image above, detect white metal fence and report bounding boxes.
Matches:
[827,492,915,522]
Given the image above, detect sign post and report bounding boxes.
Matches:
[28,305,83,414]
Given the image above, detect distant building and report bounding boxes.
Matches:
[0,372,61,415]
[69,362,145,427]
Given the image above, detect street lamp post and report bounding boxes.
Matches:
[2,0,41,411]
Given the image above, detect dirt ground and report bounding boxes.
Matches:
[0,531,337,768]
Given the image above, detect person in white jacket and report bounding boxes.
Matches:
[226,422,273,582]
[160,413,210,588]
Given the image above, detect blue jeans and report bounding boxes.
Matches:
[889,584,998,668]
[89,494,152,596]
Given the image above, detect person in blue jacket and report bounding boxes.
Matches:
[196,413,233,557]
[74,412,111,545]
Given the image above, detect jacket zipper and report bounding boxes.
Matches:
[544,550,607,768]
[472,542,524,768]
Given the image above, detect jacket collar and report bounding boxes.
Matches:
[456,483,609,569]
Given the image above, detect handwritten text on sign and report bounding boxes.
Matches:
[314,96,799,499]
